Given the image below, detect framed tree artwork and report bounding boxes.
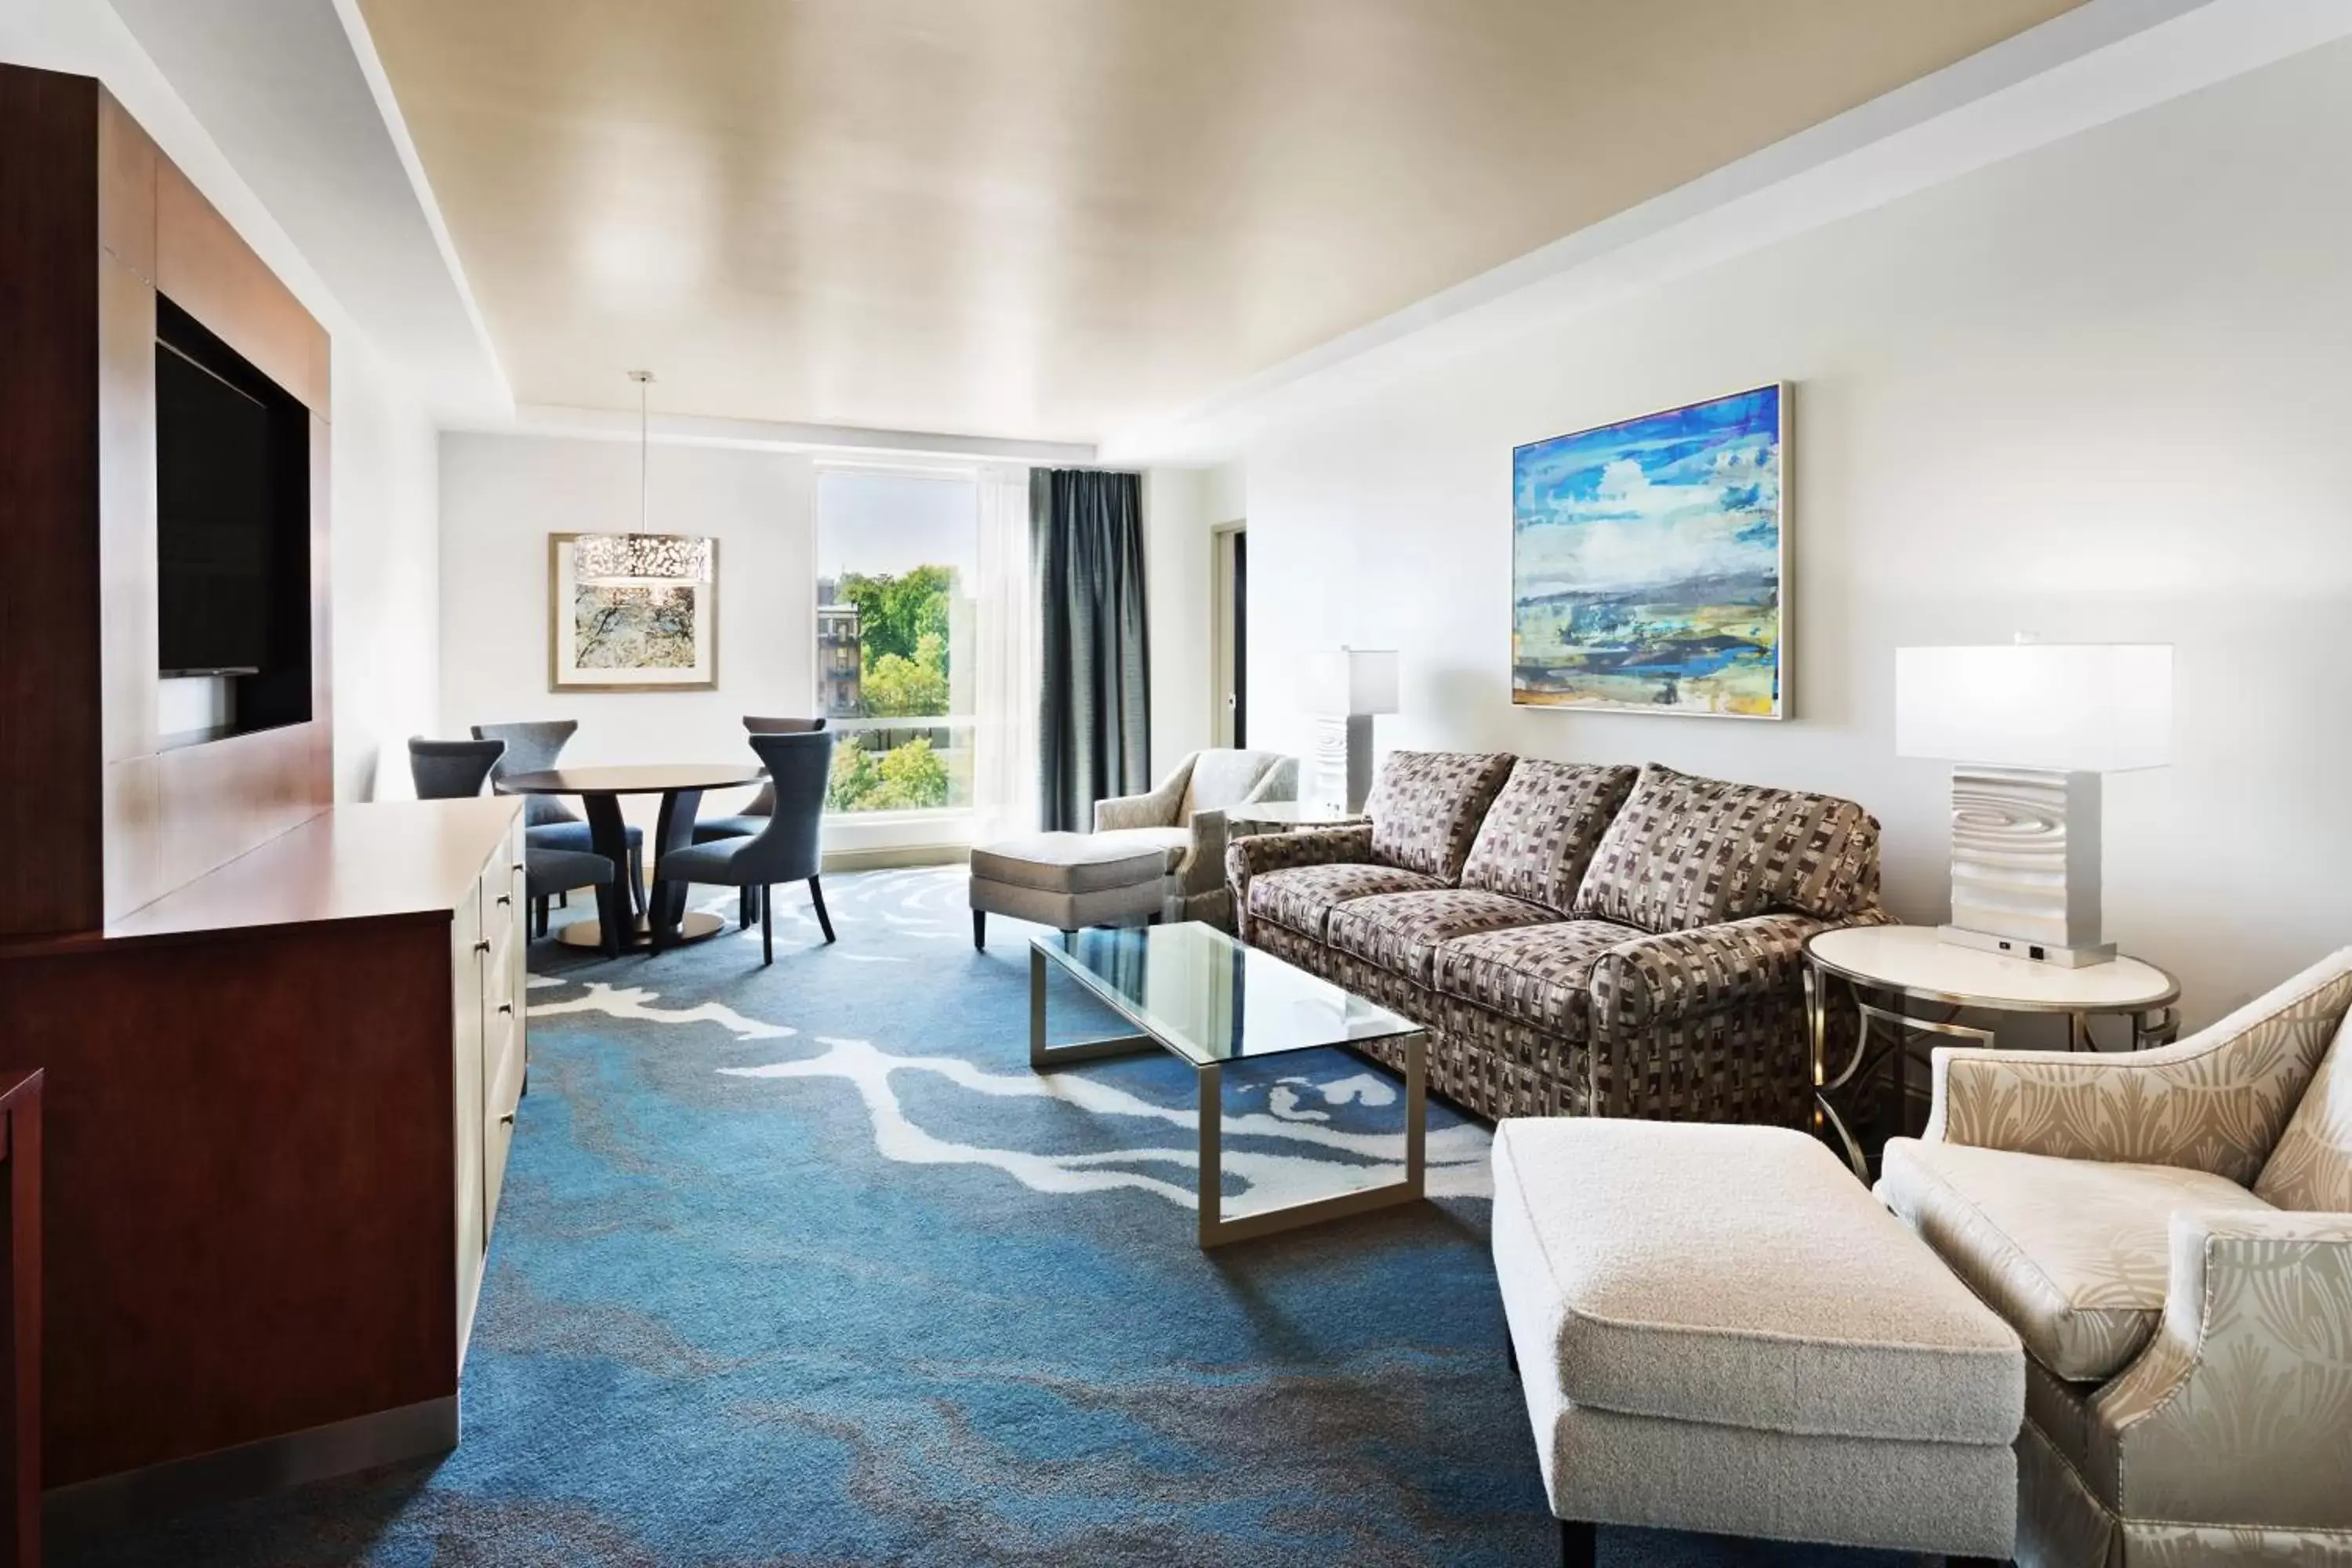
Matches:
[547,532,718,691]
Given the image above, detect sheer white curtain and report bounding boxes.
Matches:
[971,463,1038,841]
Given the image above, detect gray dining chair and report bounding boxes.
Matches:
[693,716,829,844]
[524,848,619,956]
[659,730,835,965]
[408,736,505,800]
[695,716,829,926]
[474,719,646,927]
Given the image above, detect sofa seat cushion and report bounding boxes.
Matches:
[1460,759,1640,913]
[1247,862,1446,940]
[1432,920,1640,1036]
[970,831,1171,894]
[1364,750,1517,881]
[1571,763,1881,934]
[1494,1119,2024,1445]
[1878,1138,2275,1382]
[1327,888,1558,988]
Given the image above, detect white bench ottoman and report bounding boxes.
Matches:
[1492,1118,2024,1566]
[967,832,1169,949]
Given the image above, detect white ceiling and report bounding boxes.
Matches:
[107,0,508,420]
[351,0,2087,445]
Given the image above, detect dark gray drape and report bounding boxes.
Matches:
[1033,468,1150,832]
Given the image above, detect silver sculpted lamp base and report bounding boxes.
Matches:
[1941,765,2116,968]
[1311,714,1376,814]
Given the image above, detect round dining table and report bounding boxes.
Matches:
[499,764,766,954]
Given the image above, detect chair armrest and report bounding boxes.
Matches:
[1928,950,2352,1183]
[1094,757,1192,832]
[1588,912,1853,1033]
[1171,808,1231,897]
[2087,1209,2352,1529]
[1225,826,1375,939]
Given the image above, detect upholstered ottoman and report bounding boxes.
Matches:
[1492,1118,2024,1565]
[968,832,1168,948]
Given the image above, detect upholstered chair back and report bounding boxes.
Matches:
[408,737,504,800]
[1570,764,1882,934]
[2255,1014,2352,1211]
[473,720,581,827]
[1459,759,1641,914]
[740,716,826,815]
[1179,750,1292,820]
[726,731,836,884]
[1363,750,1515,882]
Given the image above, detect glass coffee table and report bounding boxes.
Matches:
[1030,922,1428,1248]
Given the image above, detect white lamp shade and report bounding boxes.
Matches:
[1896,644,2172,772]
[1301,648,1399,716]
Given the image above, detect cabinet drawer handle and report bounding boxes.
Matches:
[496,894,512,906]
[474,939,492,953]
[511,862,525,874]
[498,1003,514,1015]
[499,1111,515,1126]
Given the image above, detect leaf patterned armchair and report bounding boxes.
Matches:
[1877,947,2352,1567]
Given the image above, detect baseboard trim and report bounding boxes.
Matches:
[45,1395,459,1540]
[822,844,969,873]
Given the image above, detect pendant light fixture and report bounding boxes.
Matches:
[572,370,713,583]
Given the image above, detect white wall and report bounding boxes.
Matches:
[437,432,817,827]
[331,336,442,800]
[2,0,445,804]
[1232,38,2352,1028]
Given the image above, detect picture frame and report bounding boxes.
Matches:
[547,532,719,692]
[1511,382,1789,720]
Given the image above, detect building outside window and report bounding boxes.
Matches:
[813,469,977,816]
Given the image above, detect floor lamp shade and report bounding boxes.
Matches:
[1302,649,1399,812]
[1896,644,2172,967]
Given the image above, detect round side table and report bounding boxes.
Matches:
[501,764,766,954]
[1802,925,2180,1179]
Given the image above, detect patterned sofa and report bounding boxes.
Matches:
[1226,752,1889,1124]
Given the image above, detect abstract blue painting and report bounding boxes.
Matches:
[1512,383,1786,718]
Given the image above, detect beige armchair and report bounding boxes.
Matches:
[1877,946,2352,1568]
[1092,750,1296,927]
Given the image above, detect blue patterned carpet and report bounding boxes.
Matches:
[64,869,1925,1566]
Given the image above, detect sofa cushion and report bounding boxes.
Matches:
[1246,862,1446,941]
[1326,889,1557,988]
[1460,759,1641,913]
[2253,1014,2352,1212]
[1878,1138,2275,1382]
[1432,919,1639,1036]
[1365,750,1516,882]
[1571,764,1880,934]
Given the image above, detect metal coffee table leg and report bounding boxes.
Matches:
[1195,1031,1427,1250]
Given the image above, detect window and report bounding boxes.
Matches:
[814,469,978,816]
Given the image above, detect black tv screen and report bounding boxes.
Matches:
[156,343,273,676]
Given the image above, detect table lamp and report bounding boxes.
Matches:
[1303,648,1399,813]
[1895,642,2172,967]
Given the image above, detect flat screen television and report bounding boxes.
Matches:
[156,343,274,677]
[153,295,314,739]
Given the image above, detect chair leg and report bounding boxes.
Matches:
[760,887,773,966]
[971,909,985,950]
[1559,1519,1596,1568]
[534,896,548,939]
[808,876,836,944]
[628,844,648,919]
[738,884,753,931]
[559,891,568,909]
